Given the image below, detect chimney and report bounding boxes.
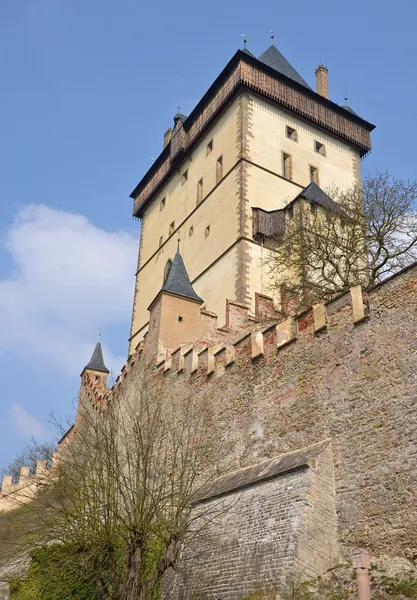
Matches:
[163,127,173,149]
[315,65,329,99]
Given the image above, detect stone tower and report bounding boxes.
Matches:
[128,43,374,354]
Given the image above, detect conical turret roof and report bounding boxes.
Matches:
[82,341,109,375]
[161,248,203,303]
[258,44,312,90]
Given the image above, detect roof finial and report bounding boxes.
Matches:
[177,236,180,251]
[241,33,247,50]
[98,327,102,342]
[270,29,275,45]
[344,89,349,104]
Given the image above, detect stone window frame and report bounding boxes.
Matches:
[282,152,293,180]
[197,178,204,206]
[169,221,175,236]
[206,139,213,156]
[160,197,166,211]
[216,155,223,184]
[286,125,298,142]
[314,140,326,156]
[309,165,319,185]
[181,169,188,185]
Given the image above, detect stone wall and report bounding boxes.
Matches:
[79,263,417,596]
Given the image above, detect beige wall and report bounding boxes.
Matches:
[130,91,365,353]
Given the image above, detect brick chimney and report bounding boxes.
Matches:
[315,65,329,99]
[163,127,173,149]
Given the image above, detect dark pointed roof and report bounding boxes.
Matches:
[342,104,358,116]
[173,112,187,125]
[242,48,255,58]
[258,45,312,90]
[82,342,109,375]
[160,248,203,304]
[294,181,345,216]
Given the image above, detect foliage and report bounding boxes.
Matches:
[9,544,99,600]
[265,171,417,316]
[9,367,227,600]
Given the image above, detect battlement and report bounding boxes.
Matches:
[0,455,58,513]
[82,262,417,413]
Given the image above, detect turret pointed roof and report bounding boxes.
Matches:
[258,44,312,90]
[160,248,203,303]
[82,341,109,375]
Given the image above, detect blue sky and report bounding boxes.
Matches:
[1,0,416,469]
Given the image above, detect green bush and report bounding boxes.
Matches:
[10,544,99,600]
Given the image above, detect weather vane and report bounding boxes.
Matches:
[270,29,275,45]
[98,328,102,342]
[345,90,349,104]
[240,33,247,50]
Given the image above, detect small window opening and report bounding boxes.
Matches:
[286,126,298,142]
[197,178,203,205]
[181,170,188,185]
[178,315,183,322]
[163,259,172,282]
[206,140,213,156]
[160,197,166,211]
[159,235,163,247]
[216,155,223,184]
[95,375,100,381]
[205,225,210,237]
[282,153,292,180]
[169,221,175,236]
[309,166,319,184]
[315,141,326,156]
[189,225,194,237]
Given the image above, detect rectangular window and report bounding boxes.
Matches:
[206,140,213,156]
[315,141,326,156]
[160,197,166,211]
[197,178,203,205]
[189,225,194,237]
[282,153,292,180]
[205,225,210,237]
[309,166,319,184]
[286,126,298,142]
[169,222,175,236]
[181,170,188,185]
[216,155,223,184]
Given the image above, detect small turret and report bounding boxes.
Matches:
[147,246,209,362]
[81,340,109,387]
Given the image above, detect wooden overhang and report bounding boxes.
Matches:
[130,50,375,219]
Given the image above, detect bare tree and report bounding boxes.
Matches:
[12,367,228,600]
[264,172,417,315]
[0,441,54,483]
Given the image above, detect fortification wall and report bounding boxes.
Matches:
[82,263,417,595]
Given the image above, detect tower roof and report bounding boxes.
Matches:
[82,341,109,375]
[160,248,203,303]
[258,44,312,90]
[294,181,346,215]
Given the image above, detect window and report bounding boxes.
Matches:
[205,225,210,237]
[189,225,194,237]
[163,259,172,282]
[169,221,175,236]
[159,235,163,247]
[206,140,213,156]
[282,153,292,180]
[160,197,166,211]
[181,170,188,185]
[216,155,223,184]
[309,166,319,184]
[286,126,298,142]
[197,178,203,205]
[315,141,326,156]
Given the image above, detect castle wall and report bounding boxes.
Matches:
[73,264,417,596]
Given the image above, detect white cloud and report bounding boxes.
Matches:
[0,205,137,375]
[10,403,47,439]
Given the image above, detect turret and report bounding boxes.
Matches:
[147,246,209,362]
[80,340,109,387]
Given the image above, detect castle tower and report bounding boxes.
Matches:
[128,43,374,354]
[80,340,109,387]
[147,246,212,362]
